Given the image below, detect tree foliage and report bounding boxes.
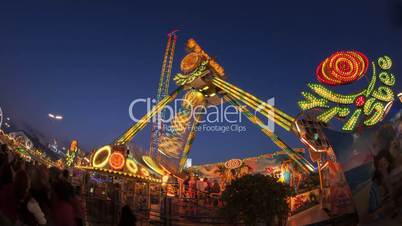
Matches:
[220,174,291,226]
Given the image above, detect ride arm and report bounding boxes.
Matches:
[178,112,204,171]
[210,76,294,131]
[224,95,315,173]
[115,86,183,145]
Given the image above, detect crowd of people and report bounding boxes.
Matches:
[183,176,222,206]
[0,143,138,226]
[0,143,84,226]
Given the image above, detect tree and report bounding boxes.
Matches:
[220,174,291,226]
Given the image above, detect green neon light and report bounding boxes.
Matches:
[317,107,350,123]
[342,109,362,131]
[174,61,208,86]
[298,55,397,131]
[378,55,392,70]
[363,98,385,126]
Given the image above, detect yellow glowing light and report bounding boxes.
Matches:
[142,156,165,175]
[344,109,363,130]
[211,77,293,130]
[182,90,205,109]
[278,174,285,183]
[126,158,138,174]
[141,168,150,177]
[159,164,172,175]
[116,87,182,145]
[162,175,170,186]
[92,145,112,168]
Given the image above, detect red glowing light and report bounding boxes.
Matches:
[355,95,366,107]
[316,51,369,86]
[109,152,125,170]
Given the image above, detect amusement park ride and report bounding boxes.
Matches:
[149,30,178,160]
[80,33,401,192]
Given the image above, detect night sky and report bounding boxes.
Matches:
[0,0,401,164]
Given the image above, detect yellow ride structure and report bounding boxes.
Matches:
[85,38,318,186]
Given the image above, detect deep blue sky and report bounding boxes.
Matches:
[0,0,401,164]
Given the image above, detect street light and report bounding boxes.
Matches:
[48,113,63,120]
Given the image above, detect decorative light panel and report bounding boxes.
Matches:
[108,152,125,170]
[92,145,112,168]
[298,52,397,131]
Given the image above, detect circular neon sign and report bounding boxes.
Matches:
[224,159,243,169]
[92,145,112,168]
[316,51,368,86]
[126,158,138,174]
[109,152,125,170]
[299,54,399,131]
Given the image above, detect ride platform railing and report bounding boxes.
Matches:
[83,190,243,226]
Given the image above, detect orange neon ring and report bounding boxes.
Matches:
[125,159,138,174]
[92,145,112,168]
[108,152,125,170]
